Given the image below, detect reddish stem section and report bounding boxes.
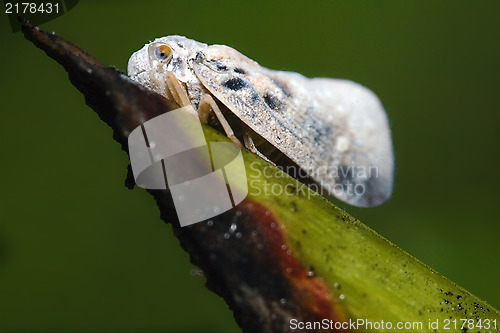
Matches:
[21,18,349,332]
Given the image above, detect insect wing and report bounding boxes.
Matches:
[191,45,393,207]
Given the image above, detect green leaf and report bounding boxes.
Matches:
[206,123,500,332]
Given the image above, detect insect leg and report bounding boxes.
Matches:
[243,132,275,165]
[163,73,243,148]
[198,94,243,148]
[165,72,192,108]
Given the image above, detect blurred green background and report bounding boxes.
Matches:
[0,0,499,332]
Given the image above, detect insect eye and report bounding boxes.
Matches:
[154,45,172,61]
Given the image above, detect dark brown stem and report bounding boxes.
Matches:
[21,19,344,333]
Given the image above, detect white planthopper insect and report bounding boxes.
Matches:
[127,36,394,207]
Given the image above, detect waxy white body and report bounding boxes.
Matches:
[128,36,394,207]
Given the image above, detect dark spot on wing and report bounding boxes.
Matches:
[234,67,246,74]
[215,62,228,71]
[361,175,387,206]
[337,165,355,184]
[170,57,182,72]
[304,106,334,145]
[224,77,247,91]
[263,93,283,110]
[271,78,292,98]
[313,123,332,144]
[195,51,205,63]
[250,92,260,103]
